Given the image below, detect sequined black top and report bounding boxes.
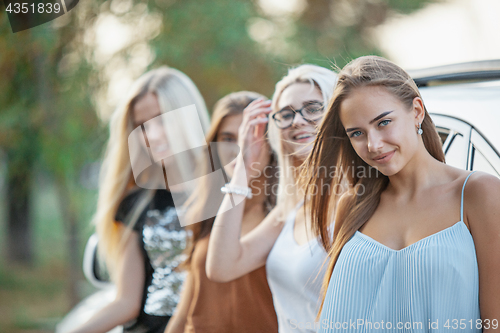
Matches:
[115,189,186,333]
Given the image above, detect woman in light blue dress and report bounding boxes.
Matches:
[303,56,500,332]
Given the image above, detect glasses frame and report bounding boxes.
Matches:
[271,102,325,129]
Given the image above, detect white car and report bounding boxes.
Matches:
[411,59,500,178]
[56,235,121,333]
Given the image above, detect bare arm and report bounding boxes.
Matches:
[67,232,145,333]
[206,98,285,282]
[466,172,500,332]
[164,271,195,333]
[207,186,285,282]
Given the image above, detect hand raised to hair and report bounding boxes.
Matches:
[237,98,272,179]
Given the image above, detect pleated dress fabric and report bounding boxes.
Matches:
[318,172,481,333]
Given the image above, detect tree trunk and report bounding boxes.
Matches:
[56,177,81,307]
[6,159,33,265]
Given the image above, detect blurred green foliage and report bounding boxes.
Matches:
[0,0,439,330]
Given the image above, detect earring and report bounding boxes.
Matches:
[417,123,423,135]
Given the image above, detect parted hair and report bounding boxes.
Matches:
[94,67,209,280]
[302,56,445,314]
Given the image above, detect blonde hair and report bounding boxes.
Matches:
[302,56,445,315]
[94,67,210,279]
[268,64,337,214]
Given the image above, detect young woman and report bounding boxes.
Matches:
[304,56,500,332]
[68,67,210,333]
[206,65,338,333]
[164,91,279,333]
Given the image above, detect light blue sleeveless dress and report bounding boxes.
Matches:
[318,172,480,332]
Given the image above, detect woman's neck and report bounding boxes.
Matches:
[386,145,447,198]
[291,156,306,200]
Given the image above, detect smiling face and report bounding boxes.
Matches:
[216,113,243,179]
[132,92,172,161]
[339,85,423,176]
[275,82,324,161]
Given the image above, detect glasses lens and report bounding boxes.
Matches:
[273,110,295,128]
[302,103,324,121]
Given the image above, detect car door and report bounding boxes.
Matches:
[470,129,500,178]
[431,114,471,170]
[430,114,500,178]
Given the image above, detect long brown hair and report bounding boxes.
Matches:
[302,56,445,313]
[182,91,278,268]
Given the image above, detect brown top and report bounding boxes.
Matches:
[184,235,279,333]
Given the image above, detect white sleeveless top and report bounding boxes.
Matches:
[266,201,329,333]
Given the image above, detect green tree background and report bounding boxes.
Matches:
[0,0,439,331]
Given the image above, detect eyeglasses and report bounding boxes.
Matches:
[271,102,325,129]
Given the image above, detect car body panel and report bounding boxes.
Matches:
[421,80,500,150]
[421,80,500,176]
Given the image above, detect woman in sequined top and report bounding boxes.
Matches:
[68,67,210,333]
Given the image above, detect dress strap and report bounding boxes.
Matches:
[460,171,476,222]
[294,200,305,211]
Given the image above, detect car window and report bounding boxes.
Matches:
[438,129,450,146]
[472,146,500,178]
[445,133,467,169]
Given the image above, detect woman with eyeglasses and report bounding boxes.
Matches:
[206,65,338,333]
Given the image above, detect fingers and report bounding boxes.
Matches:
[254,119,267,139]
[246,117,269,148]
[239,99,271,135]
[242,99,272,123]
[238,116,268,147]
[248,107,272,122]
[245,97,271,111]
[243,99,271,113]
[243,98,269,114]
[238,99,271,154]
[247,116,269,128]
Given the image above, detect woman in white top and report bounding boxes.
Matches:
[206,64,337,333]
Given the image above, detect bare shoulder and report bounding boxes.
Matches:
[463,171,500,231]
[239,204,287,255]
[246,204,286,234]
[464,171,500,201]
[463,173,500,320]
